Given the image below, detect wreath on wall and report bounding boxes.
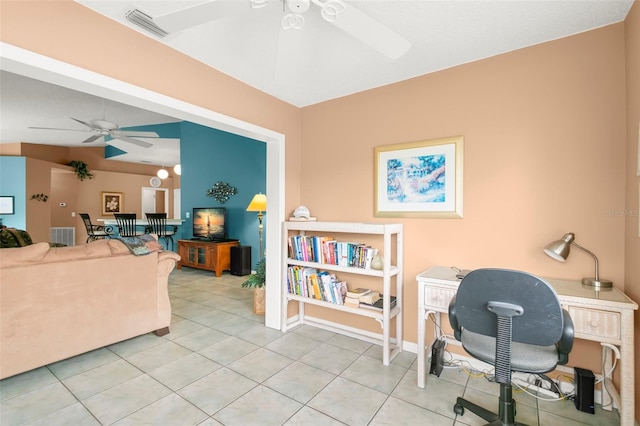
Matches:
[206,181,237,204]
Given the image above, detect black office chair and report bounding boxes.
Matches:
[448,268,574,425]
[114,213,145,237]
[79,213,112,242]
[145,212,176,250]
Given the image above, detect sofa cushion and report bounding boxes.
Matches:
[0,242,50,266]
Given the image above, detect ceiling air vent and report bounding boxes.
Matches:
[125,9,169,38]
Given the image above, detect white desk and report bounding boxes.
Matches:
[416,266,638,426]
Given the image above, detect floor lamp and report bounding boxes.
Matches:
[246,193,267,259]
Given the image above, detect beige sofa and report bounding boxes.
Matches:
[0,237,180,379]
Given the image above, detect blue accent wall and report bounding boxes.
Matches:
[0,156,27,229]
[179,123,266,266]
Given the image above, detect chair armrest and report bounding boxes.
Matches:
[448,295,462,341]
[557,308,574,365]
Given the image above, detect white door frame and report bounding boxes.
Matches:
[0,43,285,330]
[141,187,169,216]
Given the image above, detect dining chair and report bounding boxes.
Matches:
[145,212,176,250]
[114,213,145,237]
[79,213,112,242]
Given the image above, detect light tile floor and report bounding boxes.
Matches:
[0,268,622,425]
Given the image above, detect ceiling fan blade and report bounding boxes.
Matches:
[110,134,154,148]
[153,0,254,33]
[111,130,159,138]
[69,117,95,129]
[316,1,411,60]
[81,134,103,144]
[275,25,305,83]
[28,126,92,133]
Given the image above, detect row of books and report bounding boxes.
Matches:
[287,235,379,269]
[286,266,347,304]
[286,268,398,311]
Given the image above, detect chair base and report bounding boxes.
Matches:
[454,384,527,426]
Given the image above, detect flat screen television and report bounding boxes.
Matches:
[192,207,226,240]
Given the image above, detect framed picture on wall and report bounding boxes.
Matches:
[374,136,464,218]
[0,196,14,215]
[101,192,124,215]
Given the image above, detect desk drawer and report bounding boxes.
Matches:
[425,286,456,310]
[568,307,620,340]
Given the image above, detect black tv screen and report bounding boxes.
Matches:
[193,207,226,240]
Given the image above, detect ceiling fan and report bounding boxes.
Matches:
[128,0,411,60]
[29,117,159,148]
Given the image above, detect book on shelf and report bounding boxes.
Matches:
[346,287,371,298]
[344,296,360,307]
[359,295,397,311]
[358,291,380,305]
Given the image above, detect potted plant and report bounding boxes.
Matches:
[67,160,94,181]
[242,257,265,314]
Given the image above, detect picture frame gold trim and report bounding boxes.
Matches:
[374,136,463,218]
[101,192,124,216]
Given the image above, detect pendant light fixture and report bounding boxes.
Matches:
[173,164,181,175]
[157,164,169,179]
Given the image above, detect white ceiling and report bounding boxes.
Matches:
[0,70,181,166]
[78,0,634,107]
[0,0,633,166]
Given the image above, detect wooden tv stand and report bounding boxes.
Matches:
[177,239,239,277]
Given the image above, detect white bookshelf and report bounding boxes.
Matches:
[282,221,403,365]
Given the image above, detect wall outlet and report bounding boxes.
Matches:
[71,212,76,217]
[186,212,190,218]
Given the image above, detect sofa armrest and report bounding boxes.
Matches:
[158,251,181,276]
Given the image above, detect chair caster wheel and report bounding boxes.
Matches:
[454,404,464,416]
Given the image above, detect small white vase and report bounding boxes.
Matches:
[371,255,384,270]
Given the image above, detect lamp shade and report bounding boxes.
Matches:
[246,193,267,212]
[543,232,575,262]
[173,164,181,175]
[157,168,169,179]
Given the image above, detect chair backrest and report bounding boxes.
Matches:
[455,268,563,346]
[114,213,138,237]
[455,268,565,384]
[79,213,93,233]
[145,213,167,236]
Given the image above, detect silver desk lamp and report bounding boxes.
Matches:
[544,232,612,289]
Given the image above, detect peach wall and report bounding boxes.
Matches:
[25,158,52,242]
[301,24,627,370]
[624,0,640,418]
[50,170,77,228]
